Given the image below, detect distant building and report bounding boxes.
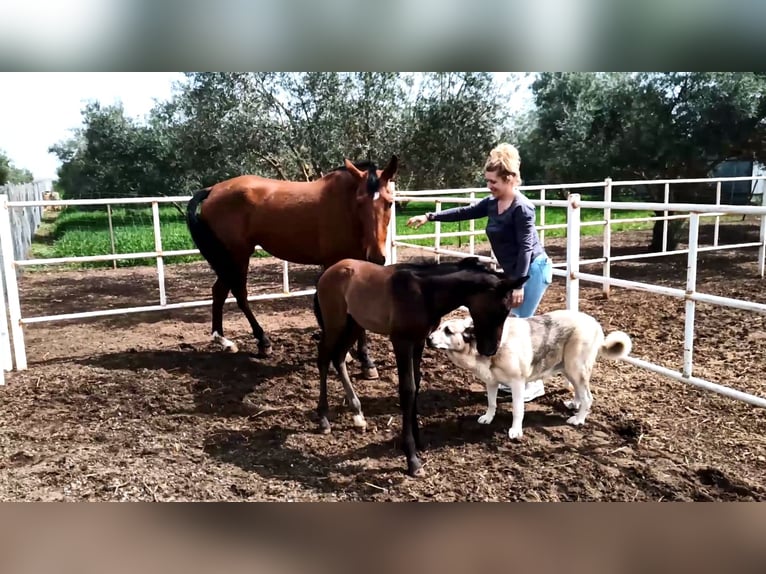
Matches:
[711,160,764,204]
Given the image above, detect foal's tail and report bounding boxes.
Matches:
[186,188,242,289]
[600,330,632,359]
[313,292,324,331]
[312,268,327,332]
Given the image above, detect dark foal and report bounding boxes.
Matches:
[314,257,527,477]
[186,156,397,378]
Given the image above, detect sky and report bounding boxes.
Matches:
[0,72,531,182]
[0,72,185,181]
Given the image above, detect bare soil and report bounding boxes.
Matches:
[1,222,764,501]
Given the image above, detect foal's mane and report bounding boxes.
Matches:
[395,258,504,281]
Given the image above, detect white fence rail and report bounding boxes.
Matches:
[0,175,764,410]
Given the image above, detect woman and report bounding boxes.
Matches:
[407,143,553,401]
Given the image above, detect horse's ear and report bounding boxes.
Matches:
[381,155,398,181]
[344,159,365,180]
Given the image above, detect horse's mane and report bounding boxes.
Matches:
[330,160,379,195]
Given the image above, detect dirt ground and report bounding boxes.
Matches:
[0,221,764,501]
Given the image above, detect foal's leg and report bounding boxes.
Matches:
[230,262,272,356]
[411,340,425,451]
[317,334,334,434]
[355,330,379,380]
[332,320,366,431]
[211,278,237,352]
[392,338,423,477]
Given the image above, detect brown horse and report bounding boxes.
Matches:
[314,256,527,477]
[186,156,398,374]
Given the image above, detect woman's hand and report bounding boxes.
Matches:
[406,215,429,229]
[510,288,524,308]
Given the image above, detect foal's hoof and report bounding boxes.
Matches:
[352,414,367,432]
[407,461,425,478]
[362,367,379,380]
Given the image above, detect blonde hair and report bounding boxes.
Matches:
[484,143,521,181]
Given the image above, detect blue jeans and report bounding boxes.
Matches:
[510,253,553,318]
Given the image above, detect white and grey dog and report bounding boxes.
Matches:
[426,310,632,439]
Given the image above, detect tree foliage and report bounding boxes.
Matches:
[517,72,766,249]
[48,72,766,248]
[50,72,512,199]
[0,150,34,186]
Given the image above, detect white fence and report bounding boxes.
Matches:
[390,176,766,408]
[0,180,49,269]
[0,176,765,410]
[0,195,313,374]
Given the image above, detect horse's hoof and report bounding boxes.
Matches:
[224,343,239,353]
[362,367,379,380]
[319,418,331,435]
[258,344,272,357]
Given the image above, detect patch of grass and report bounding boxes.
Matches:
[30,197,656,270]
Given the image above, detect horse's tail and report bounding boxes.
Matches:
[186,188,242,289]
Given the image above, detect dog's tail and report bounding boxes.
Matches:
[600,331,632,359]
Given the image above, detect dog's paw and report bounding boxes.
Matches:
[477,414,494,425]
[566,415,586,427]
[563,399,580,410]
[508,427,524,440]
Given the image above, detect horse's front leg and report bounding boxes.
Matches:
[392,338,423,477]
[356,330,379,380]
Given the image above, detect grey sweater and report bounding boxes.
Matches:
[429,193,544,280]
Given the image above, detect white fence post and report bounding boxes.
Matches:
[151,202,166,306]
[662,182,670,252]
[282,261,290,293]
[0,230,12,373]
[434,200,442,264]
[566,193,581,311]
[714,181,722,247]
[538,188,546,248]
[469,191,476,255]
[387,184,397,264]
[602,178,612,298]
[683,212,700,378]
[0,195,26,370]
[759,187,766,278]
[107,204,117,270]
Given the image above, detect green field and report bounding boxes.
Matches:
[28,199,655,270]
